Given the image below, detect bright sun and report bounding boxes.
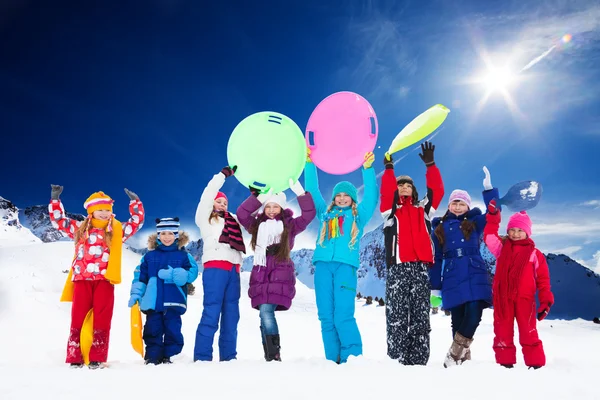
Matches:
[482,67,514,92]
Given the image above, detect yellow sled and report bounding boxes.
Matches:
[131,303,144,358]
[81,310,94,365]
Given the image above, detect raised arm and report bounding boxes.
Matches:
[236,194,262,232]
[48,185,81,240]
[196,169,227,233]
[380,155,397,217]
[121,188,145,243]
[303,160,327,218]
[357,154,379,227]
[483,200,503,258]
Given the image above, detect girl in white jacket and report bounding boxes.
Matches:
[193,166,246,362]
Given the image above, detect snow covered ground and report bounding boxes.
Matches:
[1,240,598,400]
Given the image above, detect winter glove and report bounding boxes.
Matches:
[288,178,305,196]
[249,186,260,197]
[124,188,140,201]
[383,153,394,169]
[157,266,174,282]
[418,141,435,166]
[306,147,312,163]
[487,199,499,215]
[537,303,551,321]
[128,294,141,308]
[221,165,237,178]
[483,166,493,190]
[363,152,375,169]
[51,184,63,200]
[430,290,442,308]
[172,268,189,286]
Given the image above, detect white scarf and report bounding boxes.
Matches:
[254,219,284,267]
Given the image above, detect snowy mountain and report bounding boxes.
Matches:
[18,204,85,243]
[0,196,41,245]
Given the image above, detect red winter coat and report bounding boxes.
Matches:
[380,165,444,266]
[483,211,554,311]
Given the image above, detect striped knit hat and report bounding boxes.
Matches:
[83,192,114,215]
[156,217,180,239]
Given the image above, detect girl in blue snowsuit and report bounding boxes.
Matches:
[428,167,498,367]
[304,151,379,364]
[128,218,199,364]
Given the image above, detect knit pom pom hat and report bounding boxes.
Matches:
[507,211,532,237]
[332,181,358,203]
[83,192,114,215]
[156,217,180,239]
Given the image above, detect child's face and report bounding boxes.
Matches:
[264,203,282,219]
[508,228,527,241]
[449,200,469,216]
[213,198,228,213]
[397,182,413,198]
[334,193,353,207]
[92,209,112,220]
[159,231,176,246]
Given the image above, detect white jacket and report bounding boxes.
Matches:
[195,172,244,266]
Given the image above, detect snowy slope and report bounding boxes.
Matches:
[1,235,599,400]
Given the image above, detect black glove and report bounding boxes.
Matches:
[419,141,435,166]
[221,165,237,178]
[51,184,63,200]
[537,304,551,321]
[249,186,260,197]
[383,153,394,169]
[124,188,140,201]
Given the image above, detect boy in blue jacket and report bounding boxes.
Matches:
[128,218,199,365]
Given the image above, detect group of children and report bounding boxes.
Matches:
[51,140,553,370]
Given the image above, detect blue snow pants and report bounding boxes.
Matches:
[144,309,183,363]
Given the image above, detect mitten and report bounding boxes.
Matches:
[172,268,189,286]
[157,266,174,282]
[537,303,551,321]
[487,199,499,215]
[306,147,312,163]
[51,184,63,200]
[257,188,274,204]
[124,188,140,201]
[418,141,435,166]
[128,294,141,308]
[483,166,493,190]
[288,178,305,196]
[363,152,375,169]
[221,165,237,178]
[383,153,394,169]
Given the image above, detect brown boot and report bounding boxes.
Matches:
[443,332,473,368]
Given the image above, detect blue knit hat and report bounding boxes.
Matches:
[332,181,358,203]
[156,217,180,239]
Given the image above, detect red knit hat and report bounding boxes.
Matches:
[507,211,532,237]
[215,191,227,201]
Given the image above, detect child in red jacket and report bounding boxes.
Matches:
[484,200,554,369]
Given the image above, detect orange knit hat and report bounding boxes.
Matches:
[83,191,114,215]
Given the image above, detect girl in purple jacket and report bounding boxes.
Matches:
[237,179,316,361]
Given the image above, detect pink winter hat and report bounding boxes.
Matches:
[449,189,471,208]
[507,211,532,237]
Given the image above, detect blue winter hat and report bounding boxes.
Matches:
[332,181,358,203]
[156,217,180,239]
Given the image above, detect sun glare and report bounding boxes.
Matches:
[482,67,514,92]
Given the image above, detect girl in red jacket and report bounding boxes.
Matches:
[380,141,444,365]
[50,185,145,369]
[484,200,554,369]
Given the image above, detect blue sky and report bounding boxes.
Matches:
[2,1,599,271]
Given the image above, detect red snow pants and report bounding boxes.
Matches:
[66,280,115,363]
[493,297,546,367]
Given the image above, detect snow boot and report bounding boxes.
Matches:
[262,340,269,361]
[69,363,83,369]
[501,364,514,369]
[88,361,103,369]
[161,357,172,364]
[528,366,542,370]
[265,334,281,362]
[443,332,473,368]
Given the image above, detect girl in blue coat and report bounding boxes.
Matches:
[429,167,498,367]
[128,218,199,365]
[304,151,379,364]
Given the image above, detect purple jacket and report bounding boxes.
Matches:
[236,193,316,311]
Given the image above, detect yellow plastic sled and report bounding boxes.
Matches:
[131,303,144,358]
[81,310,94,365]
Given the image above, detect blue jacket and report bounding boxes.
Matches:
[130,232,199,315]
[429,188,498,310]
[304,161,379,269]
